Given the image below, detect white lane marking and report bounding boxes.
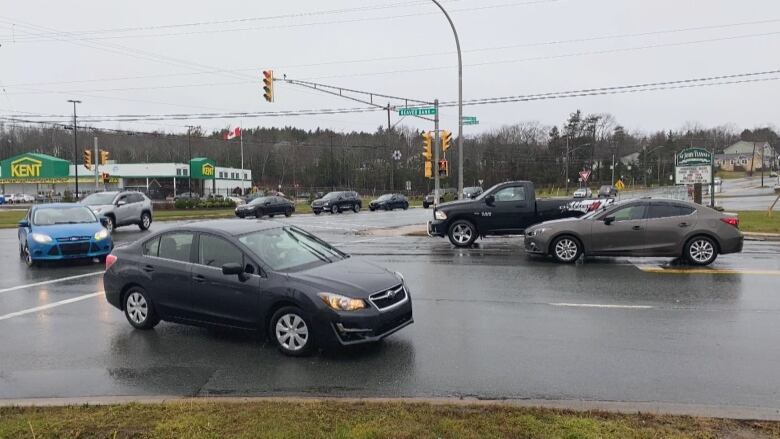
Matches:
[0,291,104,321]
[0,271,104,295]
[548,303,654,310]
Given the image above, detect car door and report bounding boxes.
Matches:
[643,202,698,256]
[189,233,261,327]
[129,193,144,222]
[114,193,133,225]
[140,232,195,319]
[588,203,648,255]
[485,185,534,232]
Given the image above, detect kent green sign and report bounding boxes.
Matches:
[398,107,437,117]
[189,157,216,180]
[0,152,71,182]
[676,148,712,166]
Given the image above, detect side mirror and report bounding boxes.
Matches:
[18,220,30,228]
[485,195,495,205]
[604,216,615,225]
[116,200,127,206]
[222,262,249,281]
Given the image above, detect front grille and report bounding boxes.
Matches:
[369,284,407,311]
[56,236,91,242]
[59,242,91,255]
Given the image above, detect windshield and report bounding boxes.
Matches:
[81,193,116,205]
[249,197,269,205]
[238,226,346,272]
[377,194,392,201]
[322,192,340,200]
[33,206,97,225]
[475,183,502,200]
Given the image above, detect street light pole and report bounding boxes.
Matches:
[430,0,463,199]
[67,99,81,200]
[186,125,194,194]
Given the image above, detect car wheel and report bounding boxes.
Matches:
[448,220,477,247]
[124,287,160,330]
[270,306,314,356]
[314,210,321,216]
[331,205,339,214]
[104,216,115,233]
[22,243,35,267]
[269,214,275,218]
[353,203,360,213]
[423,202,430,209]
[138,212,152,231]
[551,235,582,263]
[403,202,409,210]
[685,236,718,266]
[369,206,375,211]
[255,209,264,218]
[284,208,293,217]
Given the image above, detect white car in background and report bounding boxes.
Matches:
[8,193,35,204]
[227,196,245,206]
[573,187,592,198]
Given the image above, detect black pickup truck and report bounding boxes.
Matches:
[427,181,613,247]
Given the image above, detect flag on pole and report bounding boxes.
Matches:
[223,126,241,140]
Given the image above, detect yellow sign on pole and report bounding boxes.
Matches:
[614,180,625,191]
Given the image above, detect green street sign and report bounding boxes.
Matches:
[398,107,437,117]
[462,116,479,125]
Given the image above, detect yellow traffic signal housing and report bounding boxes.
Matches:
[422,131,433,160]
[83,150,92,170]
[262,70,274,102]
[99,149,109,165]
[424,161,433,179]
[441,130,452,152]
[102,173,110,184]
[438,159,449,177]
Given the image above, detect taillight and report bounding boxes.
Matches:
[720,217,739,228]
[105,254,117,270]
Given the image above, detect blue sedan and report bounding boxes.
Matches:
[18,204,113,267]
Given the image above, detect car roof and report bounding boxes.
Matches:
[33,203,92,209]
[167,219,283,236]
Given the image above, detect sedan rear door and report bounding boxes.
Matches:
[140,232,195,319]
[643,202,698,256]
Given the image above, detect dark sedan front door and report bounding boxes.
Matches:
[589,204,647,255]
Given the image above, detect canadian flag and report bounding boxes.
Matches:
[223,126,241,140]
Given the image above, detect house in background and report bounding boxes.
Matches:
[715,141,777,172]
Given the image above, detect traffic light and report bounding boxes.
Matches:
[441,130,452,152]
[83,150,92,170]
[424,161,433,179]
[262,70,274,102]
[102,173,110,184]
[422,131,432,160]
[99,149,109,165]
[438,159,449,177]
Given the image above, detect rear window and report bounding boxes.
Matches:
[158,232,194,262]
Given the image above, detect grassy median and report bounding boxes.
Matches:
[1,400,779,438]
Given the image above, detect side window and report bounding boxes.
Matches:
[494,186,526,202]
[198,234,243,268]
[158,232,195,262]
[677,205,696,216]
[646,203,681,219]
[142,236,160,256]
[611,205,646,222]
[116,194,128,204]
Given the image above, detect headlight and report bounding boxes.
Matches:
[527,227,548,237]
[94,229,109,241]
[434,210,447,220]
[317,293,366,311]
[30,233,53,244]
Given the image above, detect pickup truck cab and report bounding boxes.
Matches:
[427,181,612,247]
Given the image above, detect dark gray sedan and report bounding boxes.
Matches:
[524,198,743,265]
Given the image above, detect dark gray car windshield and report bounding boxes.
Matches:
[322,192,340,200]
[34,206,97,225]
[238,227,346,272]
[377,194,393,201]
[80,193,116,205]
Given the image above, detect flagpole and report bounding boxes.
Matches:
[239,121,245,194]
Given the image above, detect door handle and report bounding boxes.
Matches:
[142,265,155,273]
[193,274,206,283]
[678,222,689,227]
[632,225,642,231]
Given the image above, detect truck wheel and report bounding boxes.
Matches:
[353,203,360,213]
[448,220,477,247]
[551,235,582,263]
[685,236,718,266]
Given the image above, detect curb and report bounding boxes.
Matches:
[743,232,780,242]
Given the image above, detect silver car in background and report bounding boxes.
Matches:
[80,191,153,232]
[524,198,743,265]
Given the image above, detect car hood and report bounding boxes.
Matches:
[437,198,476,209]
[33,222,105,238]
[287,257,400,299]
[528,217,583,232]
[85,204,113,212]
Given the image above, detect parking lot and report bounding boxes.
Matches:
[1,208,780,414]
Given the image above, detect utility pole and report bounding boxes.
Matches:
[67,99,81,199]
[611,153,615,183]
[564,136,570,194]
[186,125,194,194]
[94,136,99,190]
[433,98,441,207]
[387,103,393,190]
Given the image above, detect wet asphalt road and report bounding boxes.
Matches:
[1,207,780,413]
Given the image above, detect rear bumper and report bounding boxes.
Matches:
[427,220,447,237]
[720,235,744,254]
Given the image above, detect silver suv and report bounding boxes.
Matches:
[80,191,153,232]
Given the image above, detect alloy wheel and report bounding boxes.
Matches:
[126,292,148,325]
[688,239,715,264]
[141,214,151,229]
[452,224,473,244]
[275,313,309,352]
[554,238,579,262]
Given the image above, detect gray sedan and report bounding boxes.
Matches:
[524,198,743,265]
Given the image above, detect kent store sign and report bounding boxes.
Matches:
[0,153,71,182]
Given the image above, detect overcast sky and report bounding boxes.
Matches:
[1,0,779,137]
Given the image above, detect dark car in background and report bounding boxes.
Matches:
[524,198,743,265]
[463,186,483,199]
[235,196,294,218]
[422,188,457,208]
[598,185,618,198]
[311,191,362,215]
[103,220,413,356]
[369,194,409,211]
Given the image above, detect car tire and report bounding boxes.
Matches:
[138,212,152,231]
[423,202,430,209]
[22,243,35,267]
[685,236,718,266]
[104,216,115,233]
[551,235,582,263]
[331,205,339,214]
[403,202,409,210]
[314,210,321,216]
[447,220,477,247]
[270,306,314,357]
[124,287,160,330]
[369,206,375,212]
[353,203,360,213]
[255,209,264,219]
[284,208,293,217]
[269,214,275,218]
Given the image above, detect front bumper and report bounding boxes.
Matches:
[523,235,548,254]
[28,239,113,261]
[427,220,447,237]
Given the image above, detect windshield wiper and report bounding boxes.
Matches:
[283,229,332,263]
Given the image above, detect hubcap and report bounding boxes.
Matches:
[126,292,148,324]
[332,205,338,214]
[452,224,473,244]
[106,219,114,232]
[24,245,32,265]
[275,313,309,351]
[689,239,714,263]
[555,238,578,261]
[142,215,150,228]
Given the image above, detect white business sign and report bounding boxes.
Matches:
[675,165,711,185]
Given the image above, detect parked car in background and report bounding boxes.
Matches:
[207,194,225,200]
[0,194,5,205]
[8,193,36,204]
[235,196,294,218]
[423,188,457,208]
[80,191,153,232]
[18,204,113,267]
[524,198,742,265]
[311,191,362,215]
[103,220,413,356]
[598,185,618,198]
[369,194,409,211]
[573,187,592,198]
[463,186,483,199]
[227,196,245,206]
[173,192,200,201]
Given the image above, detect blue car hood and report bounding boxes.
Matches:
[33,222,105,238]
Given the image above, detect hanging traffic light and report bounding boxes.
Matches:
[438,159,449,177]
[422,131,432,160]
[102,172,110,184]
[99,149,109,165]
[83,150,92,170]
[424,161,433,179]
[262,70,274,102]
[441,130,452,152]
